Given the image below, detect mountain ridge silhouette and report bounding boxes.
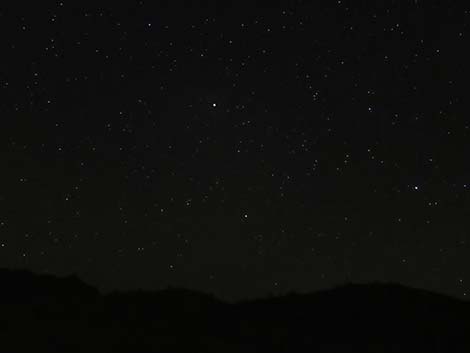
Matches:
[1,267,469,352]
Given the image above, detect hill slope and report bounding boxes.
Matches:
[1,268,469,352]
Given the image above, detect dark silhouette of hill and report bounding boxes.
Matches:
[1,268,470,352]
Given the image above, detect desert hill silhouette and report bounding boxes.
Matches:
[1,268,470,352]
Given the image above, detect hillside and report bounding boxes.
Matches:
[1,268,469,352]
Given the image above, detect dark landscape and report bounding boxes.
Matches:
[2,268,470,352]
[3,3,470,352]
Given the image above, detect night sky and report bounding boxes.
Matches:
[2,1,470,302]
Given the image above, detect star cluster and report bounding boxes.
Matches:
[1,1,470,301]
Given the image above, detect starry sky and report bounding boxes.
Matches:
[2,1,470,302]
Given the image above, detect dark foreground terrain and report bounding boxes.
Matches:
[1,268,470,352]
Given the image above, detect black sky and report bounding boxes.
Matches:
[2,1,470,302]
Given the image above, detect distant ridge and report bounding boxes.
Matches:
[0,267,100,302]
[238,280,468,304]
[2,267,466,304]
[1,267,470,352]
